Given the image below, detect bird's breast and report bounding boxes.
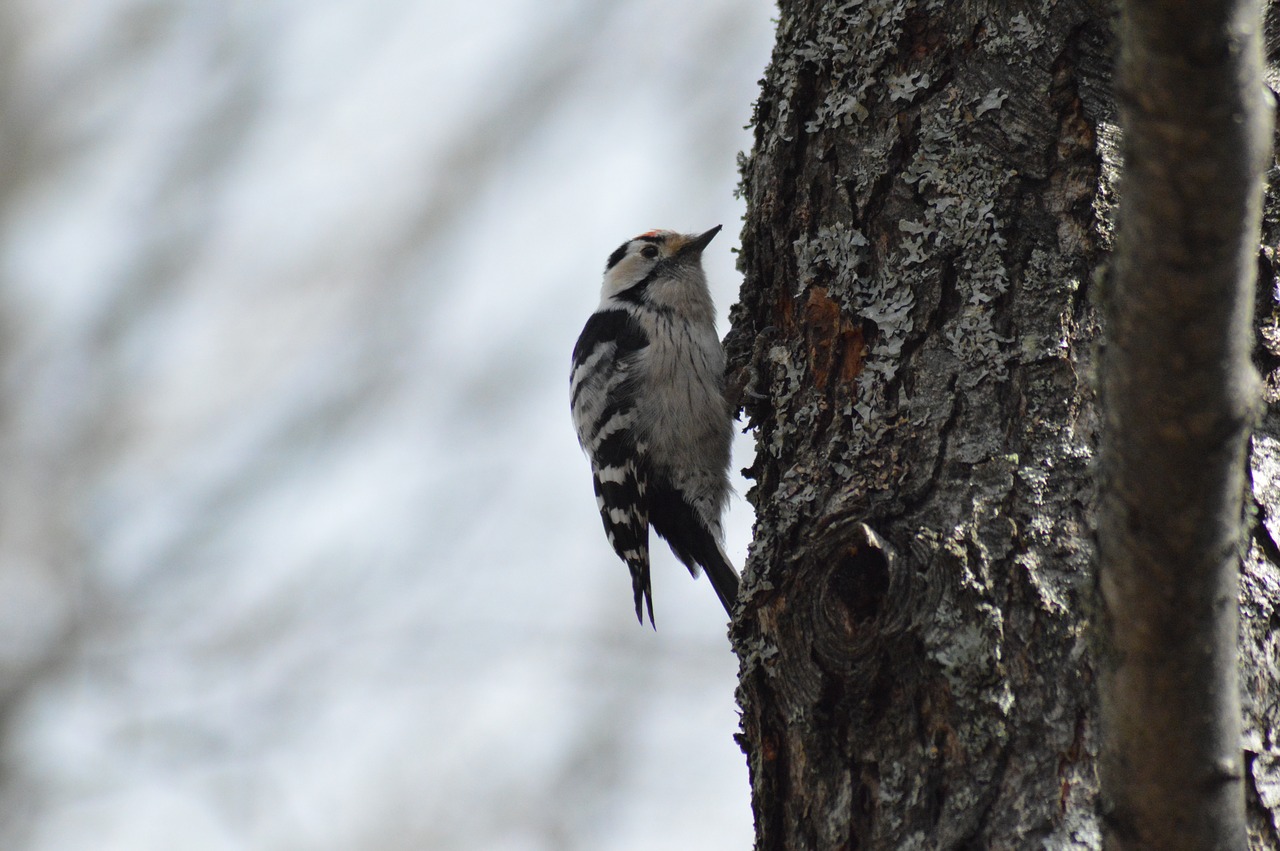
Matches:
[635,313,731,472]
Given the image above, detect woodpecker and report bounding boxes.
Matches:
[570,226,739,626]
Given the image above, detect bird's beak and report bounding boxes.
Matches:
[680,225,722,257]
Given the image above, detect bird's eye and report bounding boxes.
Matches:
[640,245,659,259]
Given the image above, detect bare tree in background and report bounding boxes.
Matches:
[727,0,1280,847]
[0,4,767,849]
[1099,0,1272,848]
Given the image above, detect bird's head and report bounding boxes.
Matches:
[599,226,721,303]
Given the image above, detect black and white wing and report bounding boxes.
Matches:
[570,308,656,625]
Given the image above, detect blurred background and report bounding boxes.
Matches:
[0,2,773,849]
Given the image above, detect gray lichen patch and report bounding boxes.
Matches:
[793,224,868,295]
[901,106,1018,384]
[794,0,914,134]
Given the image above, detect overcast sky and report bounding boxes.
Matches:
[0,2,776,849]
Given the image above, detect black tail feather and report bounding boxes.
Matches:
[630,561,656,629]
[701,542,740,619]
[649,482,740,620]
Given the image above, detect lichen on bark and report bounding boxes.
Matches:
[727,1,1113,846]
[729,1,1280,847]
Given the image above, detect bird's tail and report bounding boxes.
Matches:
[648,485,740,621]
[702,540,740,619]
[628,556,656,629]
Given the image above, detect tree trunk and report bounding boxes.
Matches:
[727,1,1280,847]
[1098,0,1271,848]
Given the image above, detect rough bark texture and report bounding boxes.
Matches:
[726,0,1280,848]
[1245,12,1280,849]
[1098,0,1271,848]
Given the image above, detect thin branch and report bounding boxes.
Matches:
[1099,0,1274,848]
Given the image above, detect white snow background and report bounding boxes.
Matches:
[0,1,774,849]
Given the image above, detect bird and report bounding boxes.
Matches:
[570,226,740,626]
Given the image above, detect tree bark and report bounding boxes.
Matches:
[727,1,1280,848]
[1098,0,1272,848]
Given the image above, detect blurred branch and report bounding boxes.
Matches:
[1099,0,1273,847]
